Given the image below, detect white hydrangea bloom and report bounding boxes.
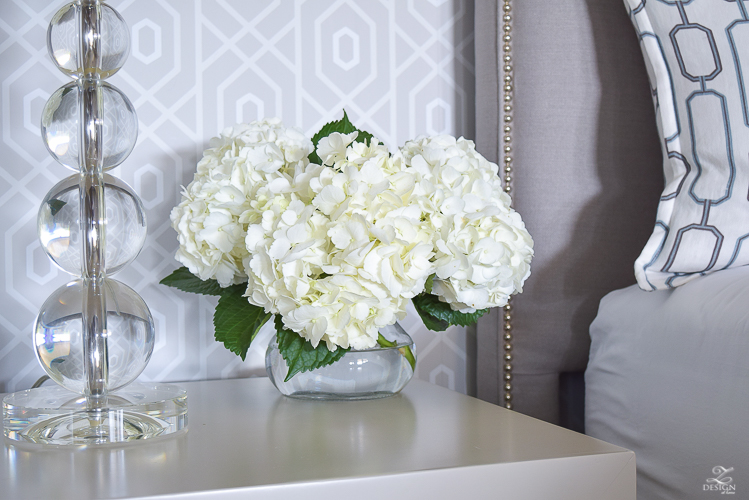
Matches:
[396,135,534,313]
[170,119,312,287]
[244,134,435,351]
[316,131,358,166]
[172,121,534,351]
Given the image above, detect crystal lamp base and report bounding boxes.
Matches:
[2,383,187,446]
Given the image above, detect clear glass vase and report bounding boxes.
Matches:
[265,322,416,400]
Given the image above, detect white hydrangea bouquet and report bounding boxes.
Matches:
[161,112,533,381]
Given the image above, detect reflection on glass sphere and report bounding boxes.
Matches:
[41,81,138,171]
[38,174,147,276]
[47,2,130,79]
[34,279,155,395]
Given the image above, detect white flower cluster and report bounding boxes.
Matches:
[170,119,312,286]
[172,119,533,351]
[396,135,534,313]
[245,132,434,351]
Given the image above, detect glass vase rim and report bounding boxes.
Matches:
[267,324,413,354]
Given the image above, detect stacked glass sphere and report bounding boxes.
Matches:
[35,0,154,396]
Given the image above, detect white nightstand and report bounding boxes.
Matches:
[1,378,634,499]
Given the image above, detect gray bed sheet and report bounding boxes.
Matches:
[586,266,749,499]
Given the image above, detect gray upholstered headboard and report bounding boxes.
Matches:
[474,0,663,427]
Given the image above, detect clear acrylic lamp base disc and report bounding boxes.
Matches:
[2,383,187,446]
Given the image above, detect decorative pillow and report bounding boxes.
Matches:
[626,0,749,290]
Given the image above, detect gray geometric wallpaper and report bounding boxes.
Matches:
[0,0,475,393]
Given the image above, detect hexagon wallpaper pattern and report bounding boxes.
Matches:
[0,0,475,393]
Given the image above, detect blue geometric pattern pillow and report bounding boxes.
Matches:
[626,0,749,290]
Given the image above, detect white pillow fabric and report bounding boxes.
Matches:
[586,266,749,499]
[626,0,749,290]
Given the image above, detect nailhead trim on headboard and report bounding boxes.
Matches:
[501,0,514,410]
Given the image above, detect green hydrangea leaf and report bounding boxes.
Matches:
[412,292,489,330]
[311,109,356,144]
[48,199,66,216]
[308,149,322,166]
[412,298,450,332]
[159,266,224,296]
[308,109,375,165]
[275,315,349,382]
[424,273,436,294]
[213,286,271,361]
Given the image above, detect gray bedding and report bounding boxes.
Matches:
[586,266,749,499]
